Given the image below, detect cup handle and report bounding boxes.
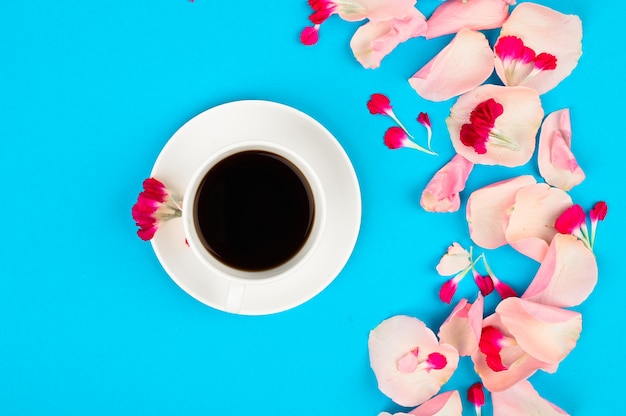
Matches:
[225,281,246,313]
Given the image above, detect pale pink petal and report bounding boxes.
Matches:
[351,8,427,69]
[436,242,471,276]
[496,297,582,365]
[523,233,597,308]
[425,0,512,39]
[338,0,418,22]
[505,183,573,262]
[421,154,474,213]
[538,109,585,190]
[492,380,569,416]
[471,315,552,392]
[438,294,484,356]
[369,316,459,407]
[447,85,543,167]
[409,29,494,102]
[378,391,462,416]
[495,3,582,94]
[410,390,463,416]
[466,175,537,249]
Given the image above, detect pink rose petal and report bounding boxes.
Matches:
[438,294,484,356]
[447,85,543,167]
[409,29,494,102]
[466,175,537,249]
[337,0,418,22]
[351,8,427,69]
[421,154,474,213]
[471,315,553,392]
[492,380,569,416]
[494,3,582,94]
[369,316,459,407]
[435,242,471,276]
[523,233,598,308]
[505,183,573,262]
[538,109,585,190]
[378,390,463,416]
[425,0,512,39]
[496,297,582,365]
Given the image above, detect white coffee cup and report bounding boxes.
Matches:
[182,140,327,312]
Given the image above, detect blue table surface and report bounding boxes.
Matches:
[1,1,623,415]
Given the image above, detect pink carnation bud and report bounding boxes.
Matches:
[439,275,462,304]
[478,326,508,372]
[468,382,485,406]
[590,201,608,222]
[493,278,517,299]
[131,177,182,241]
[300,25,320,46]
[473,270,494,296]
[417,112,431,128]
[367,93,393,116]
[384,126,408,149]
[589,201,608,249]
[426,352,447,371]
[554,204,586,234]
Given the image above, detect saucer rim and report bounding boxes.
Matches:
[149,100,362,315]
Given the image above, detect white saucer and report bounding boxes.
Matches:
[150,100,362,315]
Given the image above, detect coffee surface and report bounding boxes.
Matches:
[194,150,315,271]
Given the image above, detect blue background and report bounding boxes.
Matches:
[1,1,623,414]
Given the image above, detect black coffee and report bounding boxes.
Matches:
[194,150,315,272]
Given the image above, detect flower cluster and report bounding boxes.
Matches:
[367,93,436,155]
[370,194,606,414]
[436,244,516,304]
[300,1,608,415]
[131,178,182,241]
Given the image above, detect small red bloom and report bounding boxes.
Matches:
[439,280,457,304]
[301,0,337,44]
[495,35,558,85]
[384,126,409,150]
[473,270,494,296]
[479,326,509,372]
[417,112,433,150]
[367,93,393,116]
[417,112,431,128]
[590,201,608,248]
[467,382,485,416]
[493,277,517,299]
[439,273,465,304]
[590,201,608,222]
[534,52,558,71]
[554,204,586,234]
[300,25,320,46]
[425,352,447,371]
[132,178,182,241]
[459,98,504,155]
